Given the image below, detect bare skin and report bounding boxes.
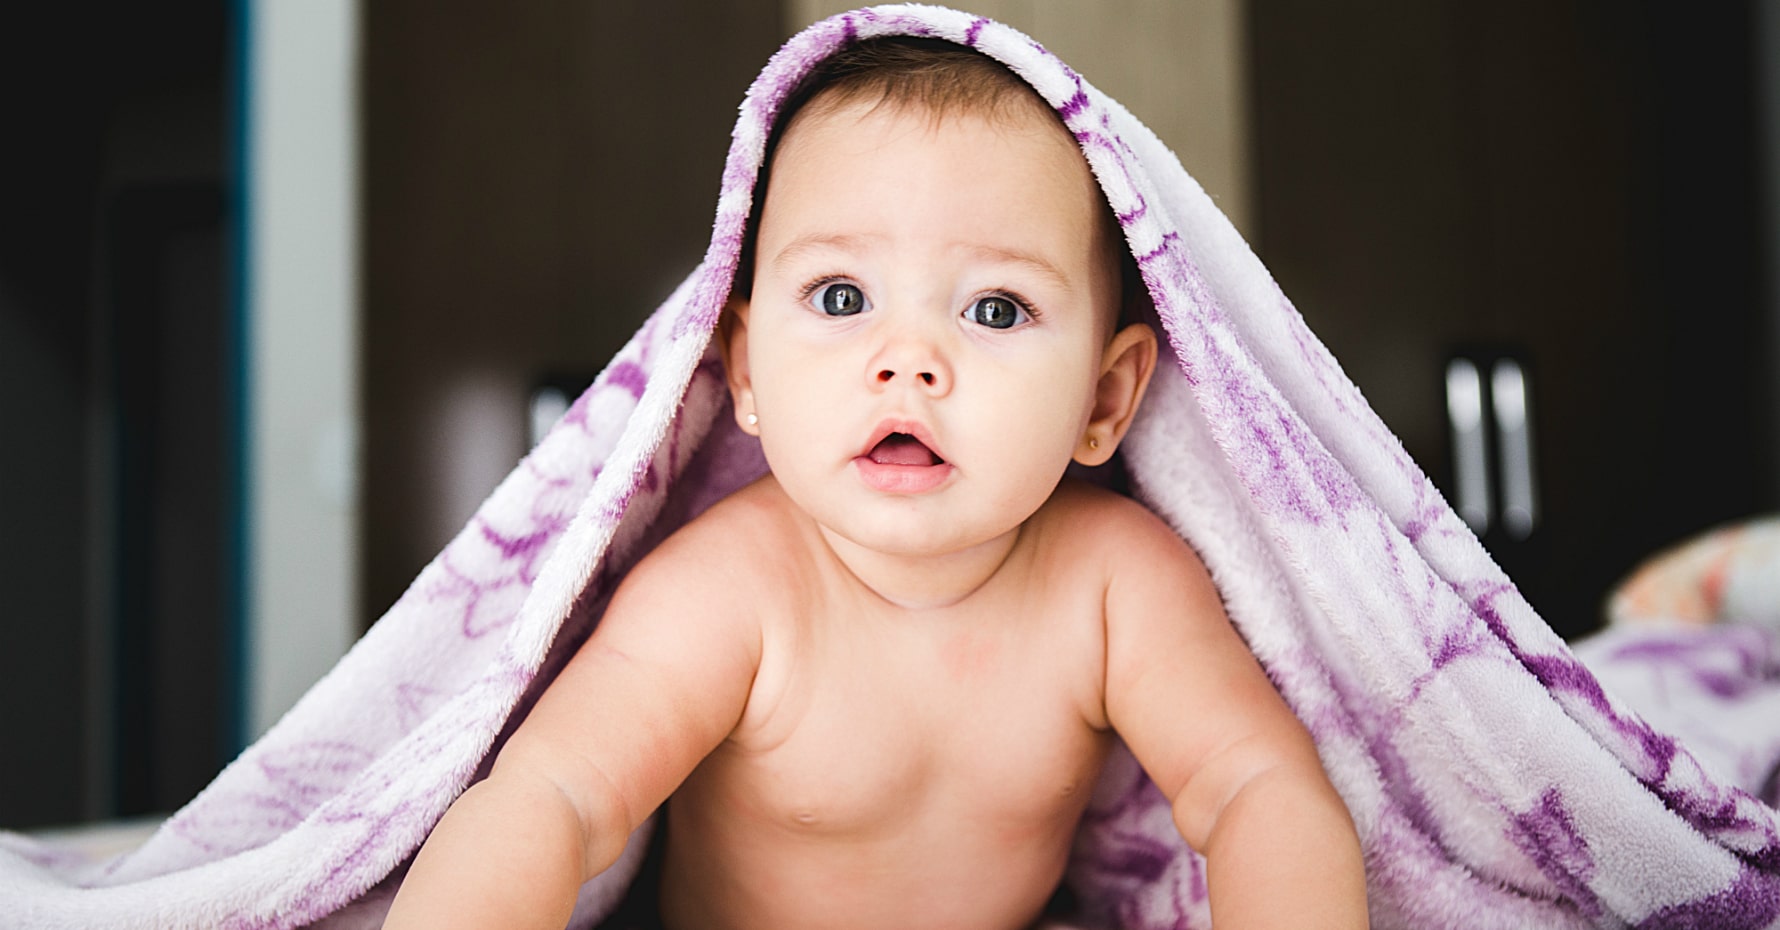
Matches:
[660,476,1116,930]
[389,473,1361,930]
[385,95,1367,930]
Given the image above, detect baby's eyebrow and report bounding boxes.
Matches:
[769,232,877,274]
[770,233,1072,290]
[963,243,1071,291]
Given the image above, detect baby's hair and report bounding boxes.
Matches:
[730,37,1145,336]
[781,35,1050,131]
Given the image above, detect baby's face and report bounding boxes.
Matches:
[726,97,1121,560]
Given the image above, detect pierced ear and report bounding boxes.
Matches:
[718,296,759,435]
[1074,322,1158,466]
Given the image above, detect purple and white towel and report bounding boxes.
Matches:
[1575,516,1780,817]
[4,6,1777,928]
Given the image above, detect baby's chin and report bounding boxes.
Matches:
[815,502,1035,558]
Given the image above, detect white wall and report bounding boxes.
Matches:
[246,0,360,739]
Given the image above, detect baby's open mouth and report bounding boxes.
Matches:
[866,432,944,466]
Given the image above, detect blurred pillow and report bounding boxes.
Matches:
[1607,516,1780,629]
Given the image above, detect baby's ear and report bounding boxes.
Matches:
[717,296,759,435]
[1075,322,1158,467]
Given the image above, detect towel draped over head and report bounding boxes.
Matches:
[5,5,1778,928]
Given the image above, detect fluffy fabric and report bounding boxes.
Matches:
[1576,516,1780,817]
[1577,624,1780,811]
[5,6,1778,927]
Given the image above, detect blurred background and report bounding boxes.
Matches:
[2,0,1775,832]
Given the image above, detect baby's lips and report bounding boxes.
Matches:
[860,418,948,464]
[866,433,943,466]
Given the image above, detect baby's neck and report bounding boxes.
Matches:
[815,524,1024,611]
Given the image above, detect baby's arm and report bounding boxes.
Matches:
[384,523,762,929]
[1103,509,1366,929]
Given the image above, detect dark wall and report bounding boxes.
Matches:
[0,3,236,827]
[0,0,787,829]
[360,2,786,625]
[1250,1,1771,638]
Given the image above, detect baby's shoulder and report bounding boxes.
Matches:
[621,475,809,598]
[677,473,807,548]
[1036,483,1225,645]
[1034,479,1201,569]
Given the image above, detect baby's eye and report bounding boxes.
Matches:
[964,295,1027,329]
[813,282,868,317]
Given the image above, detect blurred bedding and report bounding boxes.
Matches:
[1576,516,1780,806]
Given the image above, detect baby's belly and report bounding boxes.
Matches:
[657,808,1079,930]
[656,741,1107,930]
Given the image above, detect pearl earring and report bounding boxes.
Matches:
[1088,436,1100,450]
[746,412,758,427]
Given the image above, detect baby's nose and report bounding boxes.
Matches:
[869,336,952,396]
[875,367,939,387]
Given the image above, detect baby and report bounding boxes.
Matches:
[386,37,1365,930]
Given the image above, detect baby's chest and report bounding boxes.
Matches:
[706,652,1111,836]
